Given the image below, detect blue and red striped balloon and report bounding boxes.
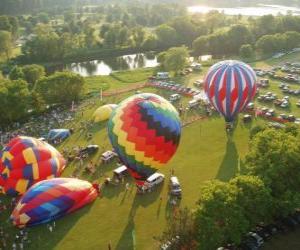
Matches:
[204,60,257,122]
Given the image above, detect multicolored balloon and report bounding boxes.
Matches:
[107,93,181,186]
[0,136,66,196]
[11,178,98,227]
[204,60,257,122]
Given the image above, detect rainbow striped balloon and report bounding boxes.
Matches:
[11,178,98,227]
[204,60,257,122]
[107,93,181,186]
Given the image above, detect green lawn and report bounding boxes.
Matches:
[2,54,300,250]
[84,68,154,94]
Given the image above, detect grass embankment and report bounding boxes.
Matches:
[84,68,155,95]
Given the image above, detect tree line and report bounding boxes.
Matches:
[158,124,300,249]
[0,64,84,128]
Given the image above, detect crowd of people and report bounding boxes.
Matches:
[0,107,74,150]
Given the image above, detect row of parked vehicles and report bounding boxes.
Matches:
[218,210,300,250]
[257,92,290,108]
[279,83,300,96]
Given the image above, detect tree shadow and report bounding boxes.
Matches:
[216,138,239,182]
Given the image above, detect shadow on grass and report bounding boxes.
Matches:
[216,138,239,182]
[17,201,94,250]
[115,186,163,250]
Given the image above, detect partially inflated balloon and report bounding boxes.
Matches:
[107,93,181,186]
[204,60,257,122]
[0,136,66,196]
[93,104,118,122]
[11,178,98,227]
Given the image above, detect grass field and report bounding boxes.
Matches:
[2,53,300,250]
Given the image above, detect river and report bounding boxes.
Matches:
[49,53,159,77]
[188,4,300,16]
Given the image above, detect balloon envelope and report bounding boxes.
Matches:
[93,104,118,122]
[204,60,257,122]
[107,93,181,186]
[0,136,66,196]
[11,178,98,227]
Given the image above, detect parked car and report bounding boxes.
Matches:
[169,176,182,198]
[79,145,99,156]
[113,165,128,180]
[143,173,165,191]
[169,94,181,102]
[101,150,117,163]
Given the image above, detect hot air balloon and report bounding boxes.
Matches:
[107,93,181,186]
[11,178,98,228]
[204,60,257,123]
[93,104,118,123]
[0,136,66,196]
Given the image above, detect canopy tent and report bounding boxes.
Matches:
[48,129,71,141]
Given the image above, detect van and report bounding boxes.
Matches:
[143,173,165,190]
[101,150,116,163]
[169,176,182,197]
[113,165,128,179]
[188,99,199,108]
[169,94,181,102]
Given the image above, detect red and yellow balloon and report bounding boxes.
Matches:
[0,136,66,196]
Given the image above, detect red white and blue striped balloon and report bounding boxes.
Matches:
[204,60,257,122]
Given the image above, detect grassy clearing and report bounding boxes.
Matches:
[84,68,154,94]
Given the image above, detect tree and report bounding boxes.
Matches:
[170,17,197,46]
[229,175,273,226]
[35,72,85,105]
[0,30,12,60]
[22,64,45,85]
[157,208,197,249]
[0,15,12,32]
[162,46,189,74]
[239,44,254,59]
[193,36,209,56]
[141,35,158,50]
[284,31,300,50]
[9,66,24,80]
[132,27,145,48]
[195,180,249,250]
[245,128,300,216]
[0,79,30,126]
[155,24,178,48]
[256,34,277,54]
[30,91,46,113]
[227,24,253,54]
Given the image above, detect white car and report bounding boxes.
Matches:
[143,173,165,190]
[169,94,181,102]
[101,150,117,163]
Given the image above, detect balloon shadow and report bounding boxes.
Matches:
[216,138,239,182]
[115,185,163,249]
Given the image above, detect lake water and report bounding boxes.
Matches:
[60,53,158,76]
[188,4,300,16]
